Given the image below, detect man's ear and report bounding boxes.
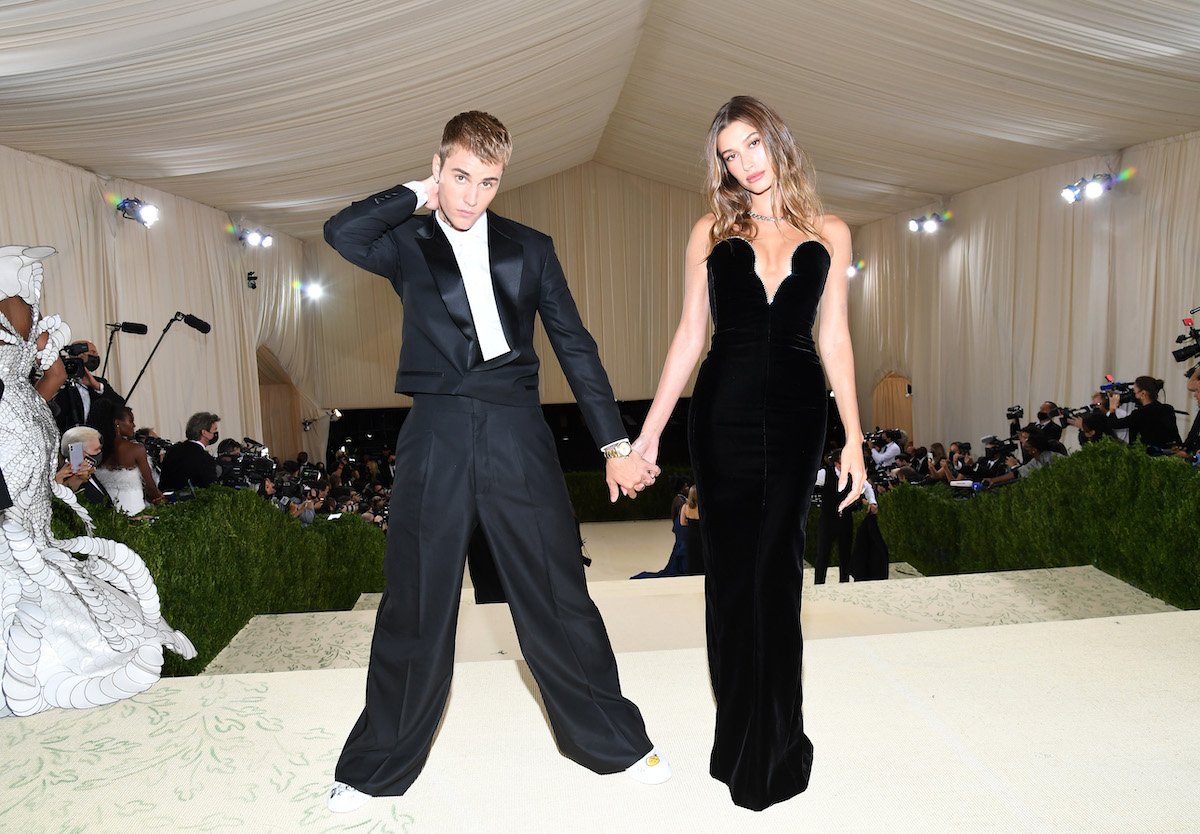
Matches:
[431,153,441,182]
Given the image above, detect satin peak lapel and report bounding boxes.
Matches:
[417,215,477,348]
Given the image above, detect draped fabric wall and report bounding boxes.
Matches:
[851,130,1200,447]
[314,161,708,410]
[0,143,319,456]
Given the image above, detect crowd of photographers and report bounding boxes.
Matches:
[48,334,1200,532]
[864,372,1200,498]
[49,336,394,529]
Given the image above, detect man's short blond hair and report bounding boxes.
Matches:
[439,111,512,168]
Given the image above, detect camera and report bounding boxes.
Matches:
[1005,405,1024,421]
[1100,380,1136,405]
[219,451,277,488]
[1172,313,1199,364]
[60,342,91,380]
[136,434,173,460]
[980,434,1018,458]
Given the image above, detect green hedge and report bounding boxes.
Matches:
[52,487,385,676]
[564,466,693,522]
[877,441,1200,609]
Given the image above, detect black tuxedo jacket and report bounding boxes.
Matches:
[52,377,125,434]
[324,184,624,447]
[158,441,219,491]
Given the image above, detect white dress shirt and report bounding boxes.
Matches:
[405,180,511,361]
[870,441,902,468]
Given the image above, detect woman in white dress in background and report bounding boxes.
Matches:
[89,401,166,516]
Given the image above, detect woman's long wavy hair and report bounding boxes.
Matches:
[705,96,824,247]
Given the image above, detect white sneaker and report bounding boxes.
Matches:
[327,781,371,812]
[625,747,672,785]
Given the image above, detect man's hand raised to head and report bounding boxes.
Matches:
[606,450,660,503]
[423,173,440,212]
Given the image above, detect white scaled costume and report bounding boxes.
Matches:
[0,245,194,717]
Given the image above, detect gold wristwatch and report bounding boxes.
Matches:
[603,440,632,459]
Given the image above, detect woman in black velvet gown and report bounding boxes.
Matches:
[634,96,866,811]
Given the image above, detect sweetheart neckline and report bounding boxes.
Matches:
[727,236,828,305]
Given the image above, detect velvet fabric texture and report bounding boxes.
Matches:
[689,236,829,811]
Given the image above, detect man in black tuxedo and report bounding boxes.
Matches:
[52,340,125,434]
[323,112,667,812]
[158,411,220,491]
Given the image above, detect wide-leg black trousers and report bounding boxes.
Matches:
[334,394,651,795]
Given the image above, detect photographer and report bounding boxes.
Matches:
[51,339,125,433]
[947,441,976,480]
[975,436,1016,484]
[1008,401,1065,445]
[1078,410,1119,445]
[159,411,220,491]
[982,429,1062,487]
[1105,376,1183,451]
[869,430,903,469]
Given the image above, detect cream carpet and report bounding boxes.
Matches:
[4,612,1197,833]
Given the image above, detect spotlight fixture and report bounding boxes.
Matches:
[329,408,342,422]
[237,227,274,248]
[116,197,160,227]
[302,419,315,432]
[908,212,949,234]
[1061,178,1087,203]
[304,283,324,300]
[1062,171,1124,204]
[1084,173,1112,199]
[246,270,258,290]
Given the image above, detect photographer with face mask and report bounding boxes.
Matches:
[1105,376,1183,452]
[51,339,125,434]
[158,411,221,492]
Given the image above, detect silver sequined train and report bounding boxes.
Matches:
[0,245,194,717]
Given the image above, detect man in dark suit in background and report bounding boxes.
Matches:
[52,340,125,434]
[158,411,220,491]
[323,111,667,813]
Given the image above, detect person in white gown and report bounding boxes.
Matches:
[0,244,194,717]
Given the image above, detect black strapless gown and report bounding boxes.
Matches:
[689,236,829,811]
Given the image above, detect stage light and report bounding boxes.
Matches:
[846,259,865,278]
[236,226,275,247]
[302,419,314,432]
[1084,173,1112,199]
[1062,173,1119,204]
[909,213,949,234]
[304,283,324,300]
[1061,179,1086,203]
[115,197,159,227]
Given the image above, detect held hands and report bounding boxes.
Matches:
[606,449,660,503]
[836,443,867,515]
[631,435,658,468]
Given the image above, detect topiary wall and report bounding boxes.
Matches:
[877,441,1200,609]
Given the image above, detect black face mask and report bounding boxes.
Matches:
[207,431,219,446]
[1036,411,1050,421]
[85,355,100,372]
